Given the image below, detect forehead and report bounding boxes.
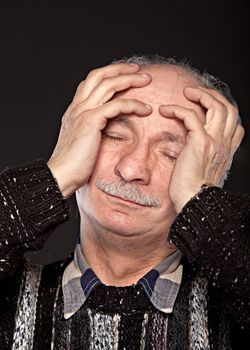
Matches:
[116,64,204,117]
[121,64,201,103]
[112,65,205,136]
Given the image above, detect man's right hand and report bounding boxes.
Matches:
[47,63,152,198]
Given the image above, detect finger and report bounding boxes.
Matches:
[78,72,152,111]
[84,98,152,130]
[216,123,245,186]
[230,123,245,155]
[73,63,140,102]
[197,87,239,139]
[159,104,205,135]
[184,87,227,139]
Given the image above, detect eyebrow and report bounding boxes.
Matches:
[111,116,186,145]
[113,116,131,125]
[159,131,185,145]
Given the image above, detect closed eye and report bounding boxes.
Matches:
[102,132,126,142]
[161,151,178,162]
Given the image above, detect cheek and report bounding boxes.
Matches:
[89,142,120,180]
[151,164,173,200]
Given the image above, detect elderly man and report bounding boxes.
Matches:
[0,55,249,349]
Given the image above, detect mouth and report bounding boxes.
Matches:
[105,193,149,208]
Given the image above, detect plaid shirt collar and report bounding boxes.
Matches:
[62,243,183,319]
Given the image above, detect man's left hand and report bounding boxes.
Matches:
[159,87,245,213]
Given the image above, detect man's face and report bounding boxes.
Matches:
[77,65,205,237]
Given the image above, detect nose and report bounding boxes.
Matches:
[114,145,151,185]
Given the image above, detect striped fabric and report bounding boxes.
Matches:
[9,254,219,349]
[12,261,42,350]
[62,243,183,319]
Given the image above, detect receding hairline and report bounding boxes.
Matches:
[138,63,203,87]
[111,54,238,108]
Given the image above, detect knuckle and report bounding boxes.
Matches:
[231,105,239,117]
[238,124,245,137]
[70,104,81,115]
[113,62,133,69]
[111,62,124,69]
[228,105,239,122]
[65,103,74,115]
[86,68,102,80]
[239,124,245,133]
[101,76,114,90]
[231,144,239,154]
[186,108,198,118]
[217,102,227,116]
[70,101,87,116]
[76,80,85,90]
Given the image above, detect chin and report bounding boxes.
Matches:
[93,209,149,237]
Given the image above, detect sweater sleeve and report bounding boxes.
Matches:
[0,160,70,278]
[169,186,250,328]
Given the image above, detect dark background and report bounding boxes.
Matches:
[0,1,249,262]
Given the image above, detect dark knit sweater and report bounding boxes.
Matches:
[0,160,249,349]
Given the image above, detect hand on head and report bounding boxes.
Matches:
[48,62,244,215]
[47,63,152,198]
[159,86,244,212]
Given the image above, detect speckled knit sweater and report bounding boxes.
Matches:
[0,160,249,349]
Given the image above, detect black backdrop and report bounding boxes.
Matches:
[0,1,249,262]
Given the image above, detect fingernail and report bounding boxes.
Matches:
[139,73,151,78]
[145,104,152,109]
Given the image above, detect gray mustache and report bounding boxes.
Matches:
[96,180,161,208]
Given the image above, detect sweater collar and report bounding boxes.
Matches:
[62,243,183,319]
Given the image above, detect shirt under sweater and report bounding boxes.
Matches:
[61,242,183,348]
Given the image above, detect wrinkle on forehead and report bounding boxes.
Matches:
[114,64,206,123]
[141,65,200,102]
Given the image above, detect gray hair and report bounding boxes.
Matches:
[96,179,161,207]
[112,54,238,109]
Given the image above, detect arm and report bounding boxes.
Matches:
[0,63,152,278]
[0,160,69,278]
[159,85,247,327]
[169,186,250,328]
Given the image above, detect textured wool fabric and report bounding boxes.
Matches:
[6,256,213,349]
[0,160,69,278]
[0,160,250,349]
[169,186,250,328]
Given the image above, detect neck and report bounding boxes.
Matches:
[80,218,176,287]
